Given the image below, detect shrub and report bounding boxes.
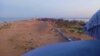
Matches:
[0,23,11,30]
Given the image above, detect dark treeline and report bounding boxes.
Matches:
[37,18,86,27]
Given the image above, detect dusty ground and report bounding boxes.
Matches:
[0,19,91,56]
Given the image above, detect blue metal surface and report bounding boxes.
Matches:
[84,10,100,39]
[22,40,100,56]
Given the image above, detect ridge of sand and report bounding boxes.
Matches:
[0,20,67,56]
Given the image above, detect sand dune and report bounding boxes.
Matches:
[0,19,91,56]
[0,19,68,56]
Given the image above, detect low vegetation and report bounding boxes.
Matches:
[37,18,86,35]
[0,23,11,30]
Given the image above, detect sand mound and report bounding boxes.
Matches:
[0,20,66,56]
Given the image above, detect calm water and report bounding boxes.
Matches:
[66,18,89,22]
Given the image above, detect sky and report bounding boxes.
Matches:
[0,0,100,21]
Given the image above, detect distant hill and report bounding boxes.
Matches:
[0,18,91,56]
